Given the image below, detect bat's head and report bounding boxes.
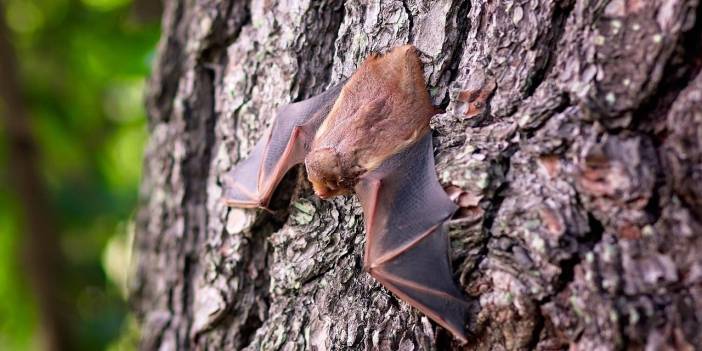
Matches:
[305,147,364,199]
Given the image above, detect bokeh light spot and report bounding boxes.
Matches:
[6,0,45,34]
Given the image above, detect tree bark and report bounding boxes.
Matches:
[133,0,702,349]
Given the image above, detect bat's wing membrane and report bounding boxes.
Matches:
[355,133,469,342]
[223,83,344,208]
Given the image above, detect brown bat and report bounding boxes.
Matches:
[223,45,469,342]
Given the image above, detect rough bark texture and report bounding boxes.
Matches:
[133,0,702,349]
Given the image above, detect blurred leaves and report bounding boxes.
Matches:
[0,0,159,349]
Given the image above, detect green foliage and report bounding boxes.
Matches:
[0,0,159,349]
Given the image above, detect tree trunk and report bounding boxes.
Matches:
[133,0,702,349]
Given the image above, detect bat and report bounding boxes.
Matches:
[223,45,469,342]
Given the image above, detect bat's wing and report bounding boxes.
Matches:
[223,83,344,208]
[355,132,469,342]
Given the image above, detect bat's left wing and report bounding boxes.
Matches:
[355,132,469,342]
[223,83,344,208]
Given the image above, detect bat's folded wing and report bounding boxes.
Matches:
[223,83,344,208]
[355,133,469,342]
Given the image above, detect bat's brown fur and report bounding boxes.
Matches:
[305,45,437,198]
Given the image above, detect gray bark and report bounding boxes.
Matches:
[133,0,702,349]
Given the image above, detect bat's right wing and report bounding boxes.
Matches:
[223,82,344,208]
[355,132,469,342]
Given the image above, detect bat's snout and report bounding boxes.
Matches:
[309,175,348,200]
